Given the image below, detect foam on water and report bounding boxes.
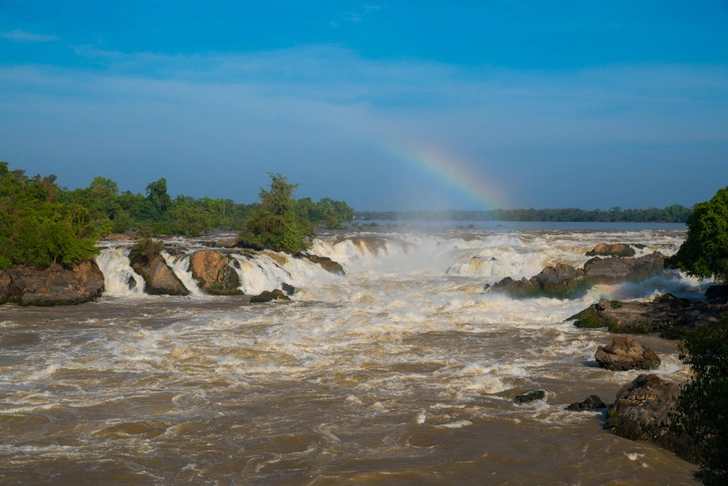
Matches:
[95,247,145,297]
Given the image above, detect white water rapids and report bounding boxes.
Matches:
[0,228,703,484]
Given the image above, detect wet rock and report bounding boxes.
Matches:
[298,254,345,276]
[0,261,105,306]
[604,374,689,459]
[582,251,666,285]
[513,390,546,403]
[487,263,588,299]
[586,242,636,257]
[566,395,607,411]
[129,250,189,296]
[250,289,290,303]
[595,336,661,371]
[705,285,728,303]
[281,282,296,296]
[568,294,725,338]
[189,250,242,295]
[103,233,134,241]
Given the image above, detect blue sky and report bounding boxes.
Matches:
[1,0,727,210]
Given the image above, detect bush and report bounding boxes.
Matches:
[666,187,728,283]
[238,174,314,254]
[673,319,728,484]
[130,238,164,264]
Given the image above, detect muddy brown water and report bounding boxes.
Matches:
[0,230,700,485]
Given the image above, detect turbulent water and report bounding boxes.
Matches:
[0,228,705,485]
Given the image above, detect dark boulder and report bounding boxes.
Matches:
[705,285,728,303]
[568,294,725,338]
[0,261,105,306]
[250,289,290,303]
[298,254,345,276]
[604,374,691,459]
[513,390,546,403]
[566,395,607,411]
[189,250,242,295]
[586,243,636,257]
[281,282,296,296]
[583,251,666,285]
[487,263,588,299]
[595,336,661,371]
[129,251,189,296]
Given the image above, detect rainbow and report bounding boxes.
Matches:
[390,143,508,210]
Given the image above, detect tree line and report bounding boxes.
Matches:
[0,162,354,268]
[356,205,691,223]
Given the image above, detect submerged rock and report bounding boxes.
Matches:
[586,243,636,257]
[582,251,666,285]
[513,390,546,404]
[250,289,290,303]
[0,261,105,306]
[189,250,242,295]
[595,336,661,371]
[568,294,725,338]
[604,374,690,459]
[129,250,189,296]
[566,395,607,411]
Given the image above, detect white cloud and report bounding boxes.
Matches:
[1,29,58,43]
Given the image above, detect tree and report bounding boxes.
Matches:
[238,173,314,253]
[145,178,172,218]
[672,319,728,484]
[666,187,728,283]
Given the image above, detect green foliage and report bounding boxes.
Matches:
[0,162,100,268]
[673,319,728,484]
[238,173,314,253]
[130,238,164,264]
[356,205,692,223]
[666,187,728,283]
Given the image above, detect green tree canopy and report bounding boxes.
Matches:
[0,161,100,269]
[238,173,314,253]
[673,319,728,484]
[666,187,728,283]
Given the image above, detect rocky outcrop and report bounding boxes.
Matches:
[0,261,105,306]
[705,285,728,303]
[604,374,690,459]
[566,395,607,411]
[129,251,189,296]
[250,289,290,303]
[486,263,589,299]
[595,336,661,371]
[487,252,667,299]
[586,243,636,257]
[513,390,546,403]
[582,251,666,285]
[189,250,242,295]
[568,294,726,338]
[299,254,346,276]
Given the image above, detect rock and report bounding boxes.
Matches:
[281,282,296,296]
[604,374,690,459]
[0,261,105,306]
[129,251,189,296]
[487,263,589,299]
[189,250,242,295]
[513,390,546,403]
[568,294,725,338]
[705,285,728,303]
[103,233,134,241]
[583,251,666,285]
[213,238,239,248]
[566,395,607,411]
[299,254,346,276]
[595,336,661,371]
[250,289,290,303]
[587,242,636,257]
